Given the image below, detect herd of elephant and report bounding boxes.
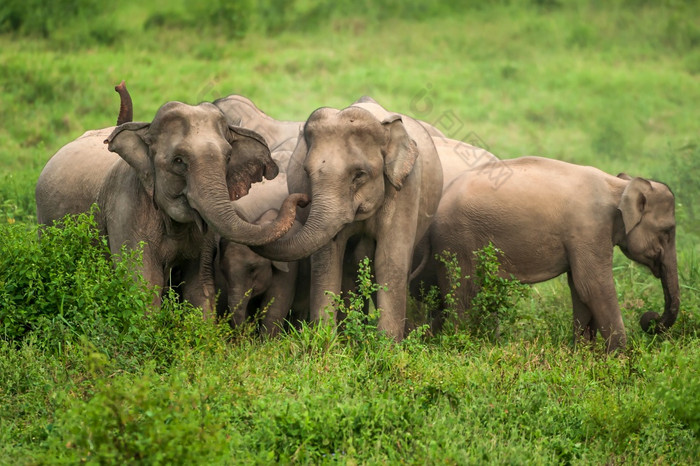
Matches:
[34,83,680,352]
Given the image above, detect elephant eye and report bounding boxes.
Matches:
[172,156,187,168]
[352,169,367,184]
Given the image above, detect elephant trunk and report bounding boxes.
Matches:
[640,246,680,334]
[254,192,350,262]
[188,176,308,246]
[229,289,251,327]
[115,80,133,126]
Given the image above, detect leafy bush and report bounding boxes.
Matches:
[0,211,154,352]
[42,368,229,464]
[438,244,529,341]
[331,257,388,349]
[470,243,530,339]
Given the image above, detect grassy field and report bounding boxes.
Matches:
[1,0,699,463]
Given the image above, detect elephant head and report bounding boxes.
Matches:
[213,94,303,152]
[218,208,299,329]
[257,106,419,261]
[617,175,680,334]
[106,101,307,245]
[219,239,275,325]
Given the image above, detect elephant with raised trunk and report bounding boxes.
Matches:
[36,95,308,313]
[255,98,443,341]
[429,156,680,352]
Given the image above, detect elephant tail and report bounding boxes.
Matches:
[409,233,430,283]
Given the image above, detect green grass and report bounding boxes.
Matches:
[1,0,699,463]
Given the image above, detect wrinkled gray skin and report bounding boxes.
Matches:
[214,95,303,153]
[430,156,680,352]
[409,136,499,295]
[36,101,307,314]
[255,98,444,341]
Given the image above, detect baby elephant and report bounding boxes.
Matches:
[215,208,307,336]
[430,156,679,352]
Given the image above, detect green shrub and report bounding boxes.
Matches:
[471,243,530,339]
[331,257,388,349]
[438,244,529,341]
[42,368,228,464]
[0,211,154,352]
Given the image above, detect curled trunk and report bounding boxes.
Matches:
[188,175,309,246]
[254,192,350,262]
[640,248,680,333]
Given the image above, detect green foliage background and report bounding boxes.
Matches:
[0,0,698,463]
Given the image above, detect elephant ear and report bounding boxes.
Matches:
[226,125,279,200]
[105,122,153,197]
[381,114,419,190]
[619,177,653,234]
[272,261,290,273]
[617,172,632,181]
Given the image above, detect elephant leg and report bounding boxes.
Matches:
[289,259,310,328]
[309,233,348,324]
[261,299,287,336]
[567,271,596,345]
[569,252,626,351]
[180,259,216,320]
[139,250,167,309]
[435,253,475,328]
[341,236,376,316]
[374,233,415,341]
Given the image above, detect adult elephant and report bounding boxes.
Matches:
[36,97,308,314]
[213,94,302,153]
[214,94,450,158]
[255,98,444,341]
[409,135,499,295]
[430,156,680,352]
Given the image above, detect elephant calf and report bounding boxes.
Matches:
[429,156,679,352]
[205,173,308,335]
[216,208,307,336]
